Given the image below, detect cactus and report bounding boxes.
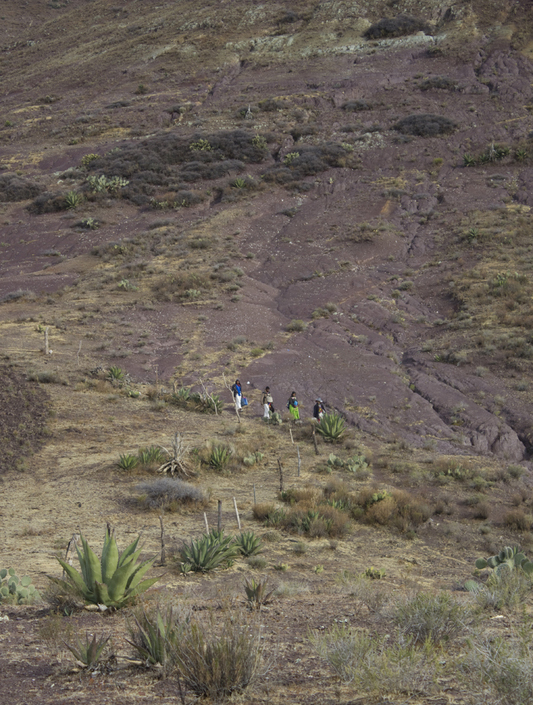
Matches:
[475,546,533,577]
[0,567,40,604]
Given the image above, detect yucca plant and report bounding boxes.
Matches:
[209,444,231,470]
[244,577,275,610]
[117,453,138,471]
[138,445,166,469]
[65,191,83,209]
[180,530,239,574]
[64,632,110,669]
[234,531,263,557]
[316,413,346,441]
[127,606,187,674]
[107,365,125,381]
[50,527,160,609]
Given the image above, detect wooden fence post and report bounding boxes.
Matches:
[233,497,241,530]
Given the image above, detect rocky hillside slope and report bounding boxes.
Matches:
[1,0,533,463]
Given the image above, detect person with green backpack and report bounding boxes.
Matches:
[287,391,300,421]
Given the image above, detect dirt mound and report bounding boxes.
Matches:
[0,364,50,473]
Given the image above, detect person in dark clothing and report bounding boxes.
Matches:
[313,398,325,421]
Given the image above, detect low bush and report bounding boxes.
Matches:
[136,478,206,511]
[0,173,42,202]
[176,610,266,698]
[394,592,473,644]
[394,114,457,137]
[419,76,458,91]
[364,14,431,39]
[342,100,372,112]
[286,319,307,332]
[310,625,439,694]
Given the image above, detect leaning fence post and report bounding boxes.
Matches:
[159,515,166,566]
[218,500,222,531]
[233,497,241,530]
[203,512,209,533]
[312,426,319,455]
[44,326,49,355]
[278,458,284,493]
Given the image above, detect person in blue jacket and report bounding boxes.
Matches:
[231,379,242,410]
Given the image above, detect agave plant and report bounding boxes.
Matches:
[138,445,166,469]
[116,453,138,471]
[180,530,239,574]
[107,365,125,382]
[51,527,160,609]
[316,413,346,441]
[234,531,263,557]
[209,444,231,470]
[127,606,186,673]
[244,576,275,610]
[64,632,110,669]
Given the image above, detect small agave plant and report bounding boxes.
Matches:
[50,527,160,610]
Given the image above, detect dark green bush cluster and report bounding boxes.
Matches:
[463,143,520,167]
[418,76,458,91]
[263,142,350,185]
[342,100,372,112]
[394,114,457,137]
[0,173,42,202]
[83,130,270,205]
[364,15,431,39]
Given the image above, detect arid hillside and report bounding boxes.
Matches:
[2,2,533,704]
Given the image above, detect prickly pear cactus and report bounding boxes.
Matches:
[475,546,532,578]
[0,567,40,605]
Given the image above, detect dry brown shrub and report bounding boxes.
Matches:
[504,509,533,531]
[252,503,276,521]
[472,502,490,520]
[392,490,433,526]
[320,505,350,537]
[365,496,397,525]
[280,487,320,505]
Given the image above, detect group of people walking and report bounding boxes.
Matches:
[231,379,326,422]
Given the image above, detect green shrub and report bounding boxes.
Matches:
[179,531,239,573]
[310,624,439,693]
[393,592,473,644]
[316,413,346,441]
[50,527,160,609]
